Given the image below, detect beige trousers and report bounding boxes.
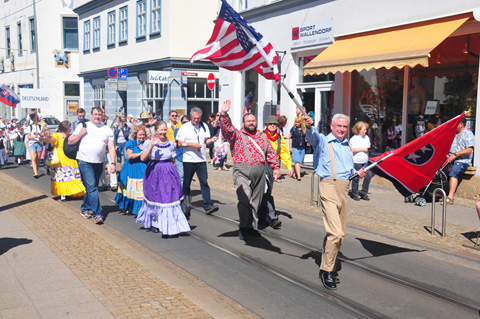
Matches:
[319,177,349,272]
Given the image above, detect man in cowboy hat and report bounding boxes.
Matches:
[259,115,293,229]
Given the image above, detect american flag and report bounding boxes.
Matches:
[190,0,281,82]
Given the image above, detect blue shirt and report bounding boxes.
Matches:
[70,118,89,134]
[306,128,354,180]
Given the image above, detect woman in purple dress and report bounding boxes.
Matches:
[136,121,190,237]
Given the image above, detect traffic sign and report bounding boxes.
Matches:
[119,68,128,80]
[108,67,118,78]
[117,80,128,91]
[107,78,118,90]
[207,73,215,90]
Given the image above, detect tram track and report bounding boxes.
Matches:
[189,205,480,318]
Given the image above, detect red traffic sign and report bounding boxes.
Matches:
[207,73,215,90]
[108,67,118,78]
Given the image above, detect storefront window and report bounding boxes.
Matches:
[302,56,334,83]
[244,70,258,118]
[353,68,404,153]
[141,81,164,118]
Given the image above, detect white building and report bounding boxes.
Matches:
[219,0,480,169]
[0,0,83,121]
[73,0,220,121]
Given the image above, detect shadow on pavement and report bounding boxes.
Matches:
[461,231,480,244]
[0,195,48,212]
[102,204,119,220]
[0,237,33,255]
[352,238,426,260]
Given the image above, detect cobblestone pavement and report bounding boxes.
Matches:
[205,164,480,259]
[0,172,260,319]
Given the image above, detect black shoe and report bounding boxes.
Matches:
[151,227,160,233]
[239,228,246,240]
[205,204,219,215]
[269,219,282,229]
[239,227,261,240]
[111,186,118,192]
[320,270,337,289]
[350,193,360,201]
[246,228,261,237]
[360,194,370,201]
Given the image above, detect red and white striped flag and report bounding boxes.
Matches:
[190,0,281,82]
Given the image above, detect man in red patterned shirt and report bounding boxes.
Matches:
[220,100,280,240]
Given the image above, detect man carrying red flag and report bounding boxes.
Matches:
[305,114,366,290]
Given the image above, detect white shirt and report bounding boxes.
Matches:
[24,124,44,146]
[74,122,114,163]
[350,134,371,164]
[176,121,210,163]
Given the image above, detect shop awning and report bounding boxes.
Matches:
[303,16,469,75]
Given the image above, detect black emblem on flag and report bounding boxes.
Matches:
[404,144,435,165]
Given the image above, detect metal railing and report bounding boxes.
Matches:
[431,188,447,237]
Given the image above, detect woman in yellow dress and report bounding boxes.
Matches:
[40,120,85,201]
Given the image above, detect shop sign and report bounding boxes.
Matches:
[291,18,334,49]
[68,100,78,113]
[181,72,198,77]
[19,88,51,109]
[147,70,170,84]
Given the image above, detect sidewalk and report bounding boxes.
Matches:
[0,173,259,319]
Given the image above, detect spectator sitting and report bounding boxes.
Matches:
[444,117,474,205]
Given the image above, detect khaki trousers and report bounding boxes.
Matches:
[233,164,266,229]
[319,177,349,272]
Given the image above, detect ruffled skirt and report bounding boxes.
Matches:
[115,160,146,215]
[136,160,190,235]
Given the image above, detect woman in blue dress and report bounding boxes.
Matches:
[136,121,190,237]
[115,125,148,215]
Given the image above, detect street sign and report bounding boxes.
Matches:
[207,73,215,90]
[107,78,118,90]
[108,67,118,78]
[117,79,128,91]
[119,68,128,80]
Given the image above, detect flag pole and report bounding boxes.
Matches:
[239,24,309,117]
[349,152,394,180]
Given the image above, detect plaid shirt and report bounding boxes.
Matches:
[220,114,279,170]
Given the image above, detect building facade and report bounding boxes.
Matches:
[73,0,220,122]
[219,0,480,170]
[0,0,83,121]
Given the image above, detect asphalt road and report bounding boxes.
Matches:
[6,162,480,318]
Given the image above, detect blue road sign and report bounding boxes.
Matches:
[119,68,128,80]
[108,67,118,78]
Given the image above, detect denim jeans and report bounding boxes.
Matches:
[175,159,184,188]
[116,142,126,163]
[78,160,104,217]
[183,161,211,209]
[351,162,372,197]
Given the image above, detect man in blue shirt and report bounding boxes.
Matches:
[70,108,89,134]
[305,113,366,290]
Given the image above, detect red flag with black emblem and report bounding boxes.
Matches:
[368,112,465,197]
